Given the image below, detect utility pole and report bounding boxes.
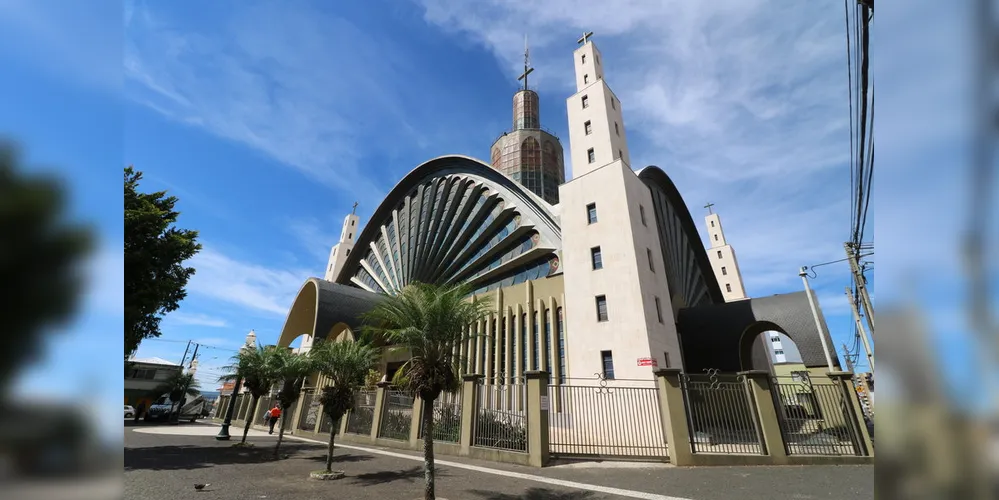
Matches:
[844,242,875,335]
[173,343,200,423]
[845,286,875,372]
[178,340,192,368]
[842,343,856,373]
[800,267,835,371]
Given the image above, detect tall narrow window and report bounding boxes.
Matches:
[717,250,723,259]
[595,295,608,321]
[532,311,539,370]
[640,205,646,226]
[663,351,671,368]
[521,313,528,375]
[725,283,732,292]
[557,308,566,384]
[595,54,600,65]
[584,121,592,135]
[349,233,352,239]
[647,248,655,272]
[583,74,589,84]
[586,203,598,224]
[581,54,586,64]
[619,149,623,160]
[710,220,715,227]
[346,249,351,256]
[581,95,589,108]
[591,246,603,270]
[654,296,663,323]
[587,148,595,164]
[721,266,728,276]
[611,97,616,109]
[601,351,615,380]
[714,234,719,241]
[543,308,552,373]
[615,122,620,136]
[499,316,507,383]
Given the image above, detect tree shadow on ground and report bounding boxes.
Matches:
[124,444,318,471]
[468,488,598,500]
[349,465,449,486]
[308,453,373,463]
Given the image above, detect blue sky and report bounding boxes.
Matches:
[0,0,993,436]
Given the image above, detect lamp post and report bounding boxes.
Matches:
[799,267,835,371]
[216,329,257,441]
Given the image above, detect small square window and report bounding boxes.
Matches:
[584,74,589,84]
[587,148,595,164]
[595,295,608,322]
[722,266,728,276]
[600,350,615,379]
[615,122,619,136]
[584,121,592,135]
[582,95,589,108]
[725,283,732,292]
[647,248,655,272]
[586,203,598,224]
[717,250,723,259]
[639,205,646,226]
[654,296,663,323]
[591,246,603,270]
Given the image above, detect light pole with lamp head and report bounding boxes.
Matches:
[216,329,257,441]
[799,266,836,371]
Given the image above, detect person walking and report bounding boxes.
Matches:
[267,404,281,434]
[133,402,146,424]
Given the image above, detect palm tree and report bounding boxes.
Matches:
[219,344,278,444]
[310,338,380,474]
[361,282,490,500]
[269,347,316,459]
[156,372,201,422]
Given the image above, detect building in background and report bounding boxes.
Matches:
[124,357,181,409]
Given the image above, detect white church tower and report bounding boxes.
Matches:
[324,203,360,282]
[559,32,684,379]
[703,205,748,301]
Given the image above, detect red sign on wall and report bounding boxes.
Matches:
[637,357,658,367]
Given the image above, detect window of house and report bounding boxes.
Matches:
[586,203,598,224]
[775,349,785,356]
[582,95,589,108]
[772,336,781,343]
[647,248,655,272]
[722,266,728,276]
[587,148,595,163]
[615,122,619,136]
[584,74,589,84]
[581,54,586,64]
[717,250,723,259]
[591,246,603,270]
[595,295,608,321]
[725,283,732,292]
[584,121,592,135]
[640,205,646,226]
[600,350,615,379]
[654,296,663,323]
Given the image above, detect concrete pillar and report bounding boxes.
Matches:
[653,368,693,465]
[409,396,425,447]
[525,370,550,467]
[738,370,788,462]
[290,392,308,435]
[460,374,483,455]
[827,371,875,456]
[371,381,391,440]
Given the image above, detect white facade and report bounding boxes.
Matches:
[565,40,631,177]
[768,331,788,363]
[704,212,747,301]
[559,37,682,382]
[325,212,360,281]
[125,357,181,393]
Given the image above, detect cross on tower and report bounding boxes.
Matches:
[704,202,715,215]
[517,34,534,90]
[577,31,594,45]
[352,201,358,214]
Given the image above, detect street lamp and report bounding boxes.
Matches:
[799,267,836,371]
[216,329,257,441]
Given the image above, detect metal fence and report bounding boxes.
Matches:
[473,383,528,452]
[298,391,320,432]
[548,377,668,459]
[681,370,763,455]
[379,390,415,440]
[771,375,863,456]
[419,391,462,444]
[345,390,376,435]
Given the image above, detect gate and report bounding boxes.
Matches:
[680,370,763,454]
[771,374,865,456]
[547,376,668,460]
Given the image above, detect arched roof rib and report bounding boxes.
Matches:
[336,155,562,292]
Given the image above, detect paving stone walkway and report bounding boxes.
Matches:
[124,422,873,500]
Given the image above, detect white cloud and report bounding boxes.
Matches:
[185,246,312,317]
[84,242,124,316]
[164,312,228,328]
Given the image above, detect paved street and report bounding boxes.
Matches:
[124,422,873,500]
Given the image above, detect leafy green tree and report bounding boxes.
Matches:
[361,282,490,500]
[268,347,316,459]
[124,166,201,361]
[219,344,278,444]
[310,339,379,474]
[0,141,92,390]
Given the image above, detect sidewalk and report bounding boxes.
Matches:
[125,422,873,500]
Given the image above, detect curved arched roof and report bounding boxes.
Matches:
[276,278,383,348]
[336,155,563,295]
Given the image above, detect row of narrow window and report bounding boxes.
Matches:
[462,308,567,384]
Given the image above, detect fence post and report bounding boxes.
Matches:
[525,370,550,467]
[459,374,482,455]
[371,381,391,440]
[409,396,424,448]
[828,371,874,456]
[653,369,694,466]
[738,370,788,462]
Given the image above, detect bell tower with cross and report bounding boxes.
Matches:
[703,203,748,302]
[324,202,361,282]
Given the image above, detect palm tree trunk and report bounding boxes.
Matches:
[274,409,287,458]
[421,397,436,500]
[326,418,337,473]
[241,395,259,444]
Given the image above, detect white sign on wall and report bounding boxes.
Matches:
[540,395,549,411]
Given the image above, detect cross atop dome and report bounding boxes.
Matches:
[517,34,534,90]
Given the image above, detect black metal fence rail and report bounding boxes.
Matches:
[346,390,376,435]
[379,390,415,440]
[771,376,863,456]
[681,371,763,455]
[473,384,528,452]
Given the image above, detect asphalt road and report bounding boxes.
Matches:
[124,422,873,500]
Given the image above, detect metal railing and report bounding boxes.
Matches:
[422,392,462,443]
[548,376,668,459]
[771,376,863,456]
[473,384,528,452]
[379,390,415,440]
[681,370,763,455]
[345,390,376,435]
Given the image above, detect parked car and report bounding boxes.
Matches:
[144,395,206,423]
[124,405,135,419]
